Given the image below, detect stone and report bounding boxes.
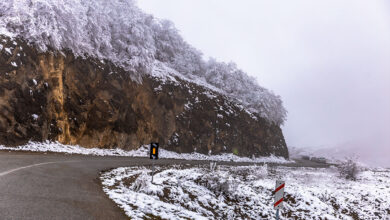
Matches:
[0,35,288,158]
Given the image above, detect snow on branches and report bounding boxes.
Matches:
[0,0,287,124]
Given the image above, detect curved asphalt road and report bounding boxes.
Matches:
[0,151,329,220]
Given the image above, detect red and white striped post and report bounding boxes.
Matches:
[274,180,285,220]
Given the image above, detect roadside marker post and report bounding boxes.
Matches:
[150,143,159,183]
[274,180,285,220]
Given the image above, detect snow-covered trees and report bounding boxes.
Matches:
[203,60,286,124]
[0,0,287,125]
[0,0,155,81]
[338,158,360,181]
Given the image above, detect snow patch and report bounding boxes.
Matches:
[184,101,192,110]
[4,47,12,54]
[153,85,162,92]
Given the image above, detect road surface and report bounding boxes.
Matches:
[0,151,329,219]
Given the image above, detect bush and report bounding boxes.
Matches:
[132,173,149,191]
[318,190,332,203]
[230,165,268,181]
[338,158,359,181]
[200,171,239,199]
[209,162,217,172]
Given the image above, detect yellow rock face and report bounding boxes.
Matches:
[0,36,288,158]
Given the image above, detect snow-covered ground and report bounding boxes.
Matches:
[0,141,289,164]
[101,165,390,220]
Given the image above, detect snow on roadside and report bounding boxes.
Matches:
[160,149,290,164]
[101,167,208,220]
[0,141,148,157]
[101,165,390,220]
[0,141,290,164]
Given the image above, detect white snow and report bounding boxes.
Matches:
[4,47,12,55]
[101,165,390,219]
[31,114,39,120]
[150,61,179,84]
[0,142,290,164]
[184,102,192,110]
[10,61,17,67]
[153,85,162,92]
[101,167,208,220]
[0,0,286,125]
[0,141,149,157]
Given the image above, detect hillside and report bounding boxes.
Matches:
[0,0,288,158]
[0,36,288,157]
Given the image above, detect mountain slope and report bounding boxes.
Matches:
[0,36,288,157]
[0,0,289,157]
[0,0,286,125]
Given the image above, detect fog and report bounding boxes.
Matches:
[138,0,390,166]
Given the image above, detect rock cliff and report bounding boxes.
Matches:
[0,36,288,158]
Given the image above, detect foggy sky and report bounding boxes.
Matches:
[138,0,390,165]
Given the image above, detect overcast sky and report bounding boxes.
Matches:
[138,0,390,164]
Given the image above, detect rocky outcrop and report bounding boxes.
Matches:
[0,36,288,158]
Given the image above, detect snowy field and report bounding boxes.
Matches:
[100,165,390,220]
[0,141,289,164]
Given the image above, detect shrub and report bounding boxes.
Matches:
[132,173,149,191]
[230,165,268,181]
[200,171,239,199]
[338,158,359,181]
[209,162,217,172]
[318,190,332,203]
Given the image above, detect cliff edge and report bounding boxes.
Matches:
[0,36,288,158]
